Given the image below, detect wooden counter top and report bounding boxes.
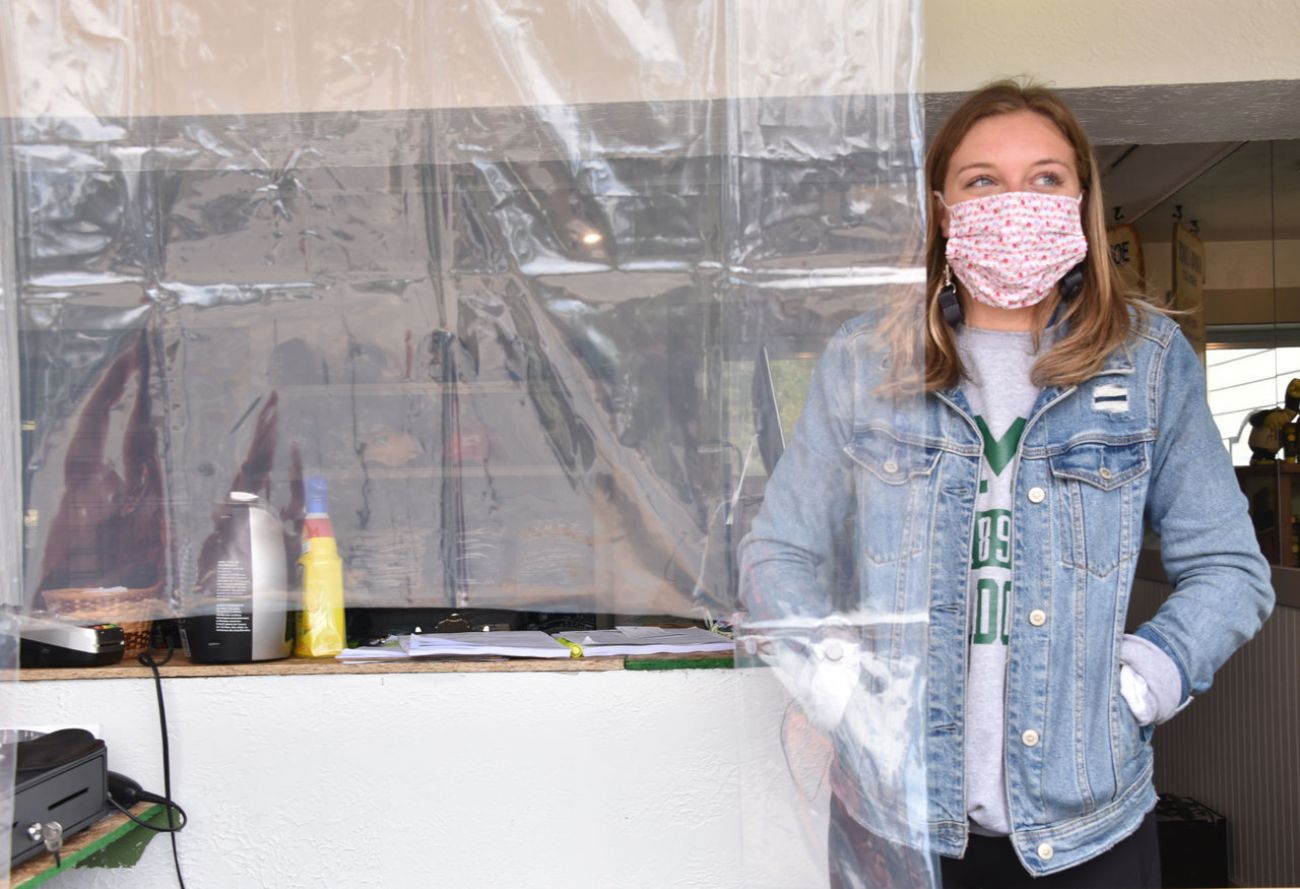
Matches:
[17,651,628,681]
[16,649,737,681]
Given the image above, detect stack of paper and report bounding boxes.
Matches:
[336,631,574,661]
[553,626,734,657]
[400,630,573,659]
[336,637,408,661]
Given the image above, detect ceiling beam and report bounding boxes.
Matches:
[925,79,1300,146]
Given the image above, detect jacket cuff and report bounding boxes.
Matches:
[1131,624,1191,701]
[1123,631,1186,723]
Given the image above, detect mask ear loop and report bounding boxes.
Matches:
[1058,262,1086,300]
[938,263,964,327]
[1058,190,1087,300]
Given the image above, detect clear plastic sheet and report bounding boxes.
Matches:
[0,271,16,887]
[1,1,927,884]
[1,1,921,622]
[2,18,735,621]
[727,0,931,885]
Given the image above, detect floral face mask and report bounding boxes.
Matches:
[940,191,1088,310]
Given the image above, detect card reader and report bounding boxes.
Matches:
[19,615,125,668]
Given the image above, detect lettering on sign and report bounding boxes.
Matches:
[1106,224,1145,295]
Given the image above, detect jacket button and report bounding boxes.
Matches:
[883,459,899,474]
[1021,728,1040,747]
[1027,486,1046,503]
[1028,609,1047,627]
[1099,466,1112,480]
[1037,843,1054,861]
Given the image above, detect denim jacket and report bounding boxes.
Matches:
[739,306,1274,876]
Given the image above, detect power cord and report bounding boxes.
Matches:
[106,772,188,831]
[129,644,188,889]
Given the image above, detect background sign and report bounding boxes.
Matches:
[1106,223,1145,296]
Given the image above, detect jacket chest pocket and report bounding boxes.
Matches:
[1048,440,1149,577]
[844,429,940,564]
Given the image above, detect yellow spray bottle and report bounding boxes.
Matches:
[295,474,345,657]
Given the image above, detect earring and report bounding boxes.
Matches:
[938,264,964,327]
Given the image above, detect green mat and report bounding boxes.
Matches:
[623,655,734,671]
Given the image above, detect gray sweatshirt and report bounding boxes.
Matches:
[956,324,1184,836]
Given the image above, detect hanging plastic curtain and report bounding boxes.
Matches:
[0,0,925,882]
[0,0,918,623]
[724,0,931,884]
[1,1,734,624]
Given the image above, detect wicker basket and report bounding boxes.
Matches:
[38,585,163,658]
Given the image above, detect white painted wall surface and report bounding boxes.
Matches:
[923,0,1300,92]
[5,668,835,889]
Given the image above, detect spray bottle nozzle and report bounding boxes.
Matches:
[306,474,329,515]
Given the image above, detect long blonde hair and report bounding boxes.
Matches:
[923,80,1139,391]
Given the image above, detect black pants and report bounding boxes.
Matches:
[829,795,1161,889]
[940,813,1161,889]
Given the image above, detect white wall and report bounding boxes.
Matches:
[4,668,833,889]
[924,0,1300,92]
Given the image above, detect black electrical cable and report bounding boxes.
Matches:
[136,644,188,889]
[107,789,188,832]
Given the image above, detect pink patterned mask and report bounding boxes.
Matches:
[941,191,1088,310]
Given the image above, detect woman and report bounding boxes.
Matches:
[739,81,1274,888]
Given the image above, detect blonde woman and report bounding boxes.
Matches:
[740,82,1273,887]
